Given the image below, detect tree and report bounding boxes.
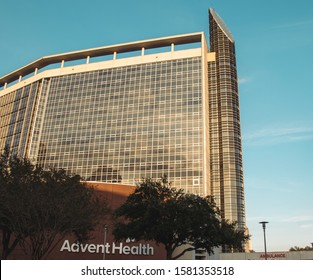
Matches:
[0,148,109,259]
[0,147,37,259]
[289,246,313,252]
[113,176,248,259]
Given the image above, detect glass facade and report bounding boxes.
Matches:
[208,9,245,229]
[0,57,205,195]
[0,82,40,156]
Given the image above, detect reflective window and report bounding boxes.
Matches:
[35,57,204,194]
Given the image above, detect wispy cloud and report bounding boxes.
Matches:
[281,215,313,223]
[282,216,313,230]
[262,19,313,49]
[248,215,313,225]
[299,223,313,229]
[243,125,313,146]
[238,77,252,85]
[270,19,313,30]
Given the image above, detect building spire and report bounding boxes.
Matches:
[209,8,234,43]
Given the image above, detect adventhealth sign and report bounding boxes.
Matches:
[60,240,155,256]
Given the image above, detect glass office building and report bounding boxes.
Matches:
[0,9,246,230]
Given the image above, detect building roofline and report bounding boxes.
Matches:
[209,8,234,43]
[0,32,204,87]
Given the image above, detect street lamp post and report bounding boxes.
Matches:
[103,224,108,260]
[259,221,269,260]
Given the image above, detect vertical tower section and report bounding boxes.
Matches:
[0,81,43,158]
[208,8,246,230]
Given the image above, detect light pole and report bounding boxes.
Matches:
[259,221,268,260]
[103,224,108,260]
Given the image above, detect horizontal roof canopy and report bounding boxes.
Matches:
[0,32,203,87]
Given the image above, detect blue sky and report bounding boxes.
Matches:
[1,0,313,252]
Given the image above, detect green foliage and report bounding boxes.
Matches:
[289,246,313,252]
[113,176,249,259]
[0,148,108,259]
